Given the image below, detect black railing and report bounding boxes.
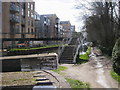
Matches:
[10,3,19,12]
[2,38,64,41]
[10,16,20,23]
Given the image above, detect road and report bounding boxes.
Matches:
[61,47,119,88]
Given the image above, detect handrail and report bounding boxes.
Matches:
[73,38,81,63]
[57,38,71,60]
[68,38,72,45]
[57,38,66,60]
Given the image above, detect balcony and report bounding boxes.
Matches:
[10,3,19,13]
[10,28,21,34]
[10,16,20,23]
[21,19,25,25]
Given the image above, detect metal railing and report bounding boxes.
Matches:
[10,3,19,12]
[57,38,71,60]
[10,15,20,23]
[73,38,81,63]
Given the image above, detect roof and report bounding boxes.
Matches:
[60,21,70,24]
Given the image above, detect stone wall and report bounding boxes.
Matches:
[2,59,21,72]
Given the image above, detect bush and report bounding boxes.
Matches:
[76,46,91,64]
[98,45,112,56]
[110,70,120,83]
[112,38,120,75]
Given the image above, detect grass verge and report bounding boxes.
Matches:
[2,71,36,86]
[65,78,90,88]
[9,44,61,51]
[77,47,91,64]
[52,66,67,74]
[110,70,120,84]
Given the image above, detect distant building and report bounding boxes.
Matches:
[34,12,40,38]
[60,21,72,38]
[39,15,50,38]
[2,2,35,48]
[44,14,60,38]
[71,25,75,32]
[58,25,64,37]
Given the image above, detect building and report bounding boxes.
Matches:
[60,21,72,38]
[39,15,50,38]
[71,25,75,32]
[34,12,40,38]
[44,14,59,38]
[58,25,64,37]
[2,1,35,48]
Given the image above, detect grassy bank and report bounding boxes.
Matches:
[52,66,67,74]
[65,78,90,88]
[9,44,61,51]
[110,70,120,84]
[77,47,91,64]
[2,71,36,86]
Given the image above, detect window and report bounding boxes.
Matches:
[31,13,34,18]
[31,20,33,27]
[31,4,33,10]
[44,17,46,21]
[28,20,30,26]
[28,28,30,33]
[22,3,25,9]
[22,8,24,16]
[16,15,20,22]
[31,28,34,34]
[28,10,30,17]
[15,25,20,33]
[21,27,25,33]
[28,3,30,8]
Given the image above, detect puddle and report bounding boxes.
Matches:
[94,56,110,88]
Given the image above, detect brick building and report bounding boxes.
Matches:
[60,21,72,38]
[44,14,59,38]
[2,1,35,48]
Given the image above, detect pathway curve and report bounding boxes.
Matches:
[61,47,119,88]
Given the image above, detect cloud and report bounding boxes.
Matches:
[34,0,82,32]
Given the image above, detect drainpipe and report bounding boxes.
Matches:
[0,0,2,52]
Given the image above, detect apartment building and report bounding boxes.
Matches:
[2,1,35,48]
[58,25,64,37]
[39,15,50,38]
[34,12,40,38]
[71,25,75,32]
[60,21,72,38]
[44,14,60,38]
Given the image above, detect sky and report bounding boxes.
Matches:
[34,0,83,32]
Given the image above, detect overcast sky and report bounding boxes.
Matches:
[34,0,83,32]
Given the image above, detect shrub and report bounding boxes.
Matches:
[112,38,120,75]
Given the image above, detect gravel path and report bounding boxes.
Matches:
[61,47,119,88]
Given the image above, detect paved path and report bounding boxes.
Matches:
[44,70,70,88]
[61,47,119,88]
